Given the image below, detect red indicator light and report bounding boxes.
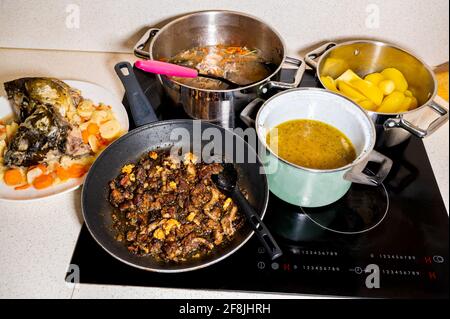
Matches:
[428,272,437,280]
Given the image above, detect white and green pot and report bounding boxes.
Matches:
[253,88,393,208]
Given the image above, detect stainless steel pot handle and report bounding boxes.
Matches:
[384,97,449,138]
[305,42,337,69]
[240,98,265,127]
[133,28,160,59]
[344,150,393,186]
[260,57,305,93]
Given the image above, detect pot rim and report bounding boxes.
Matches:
[148,10,287,93]
[315,39,438,116]
[255,87,377,174]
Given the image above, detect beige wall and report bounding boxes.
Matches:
[0,0,448,65]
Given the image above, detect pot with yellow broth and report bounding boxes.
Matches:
[255,88,393,207]
[266,119,357,170]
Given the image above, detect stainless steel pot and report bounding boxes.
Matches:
[134,10,305,128]
[305,40,449,147]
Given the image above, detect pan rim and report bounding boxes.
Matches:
[81,119,270,273]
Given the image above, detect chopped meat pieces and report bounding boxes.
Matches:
[109,151,242,262]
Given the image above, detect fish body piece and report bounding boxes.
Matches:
[4,77,82,121]
[3,78,90,167]
[3,104,70,167]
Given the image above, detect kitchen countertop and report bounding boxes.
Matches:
[0,48,448,299]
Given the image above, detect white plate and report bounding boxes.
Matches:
[0,80,129,202]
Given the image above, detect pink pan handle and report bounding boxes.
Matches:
[134,60,198,78]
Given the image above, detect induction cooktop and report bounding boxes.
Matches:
[67,67,449,299]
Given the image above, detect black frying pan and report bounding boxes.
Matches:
[81,62,274,272]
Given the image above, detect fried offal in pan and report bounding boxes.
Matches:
[108,151,244,262]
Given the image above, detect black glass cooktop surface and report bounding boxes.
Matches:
[68,68,449,298]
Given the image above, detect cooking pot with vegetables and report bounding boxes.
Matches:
[305,40,449,147]
[134,10,305,128]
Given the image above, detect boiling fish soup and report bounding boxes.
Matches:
[167,44,273,89]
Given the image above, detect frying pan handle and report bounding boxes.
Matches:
[232,190,283,260]
[114,61,159,127]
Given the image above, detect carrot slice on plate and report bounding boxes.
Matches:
[87,123,99,135]
[4,169,25,186]
[67,164,88,178]
[14,184,30,190]
[81,130,90,144]
[55,164,70,181]
[32,174,54,189]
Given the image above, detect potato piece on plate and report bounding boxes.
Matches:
[90,110,111,124]
[88,134,99,153]
[99,119,121,139]
[77,100,95,118]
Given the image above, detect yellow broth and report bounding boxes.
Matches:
[266,119,357,170]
